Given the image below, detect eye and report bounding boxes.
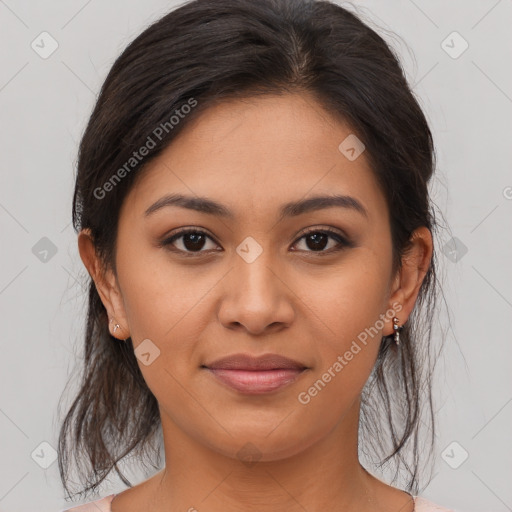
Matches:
[160,227,353,257]
[160,228,220,256]
[291,228,351,254]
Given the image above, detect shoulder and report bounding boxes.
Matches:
[61,494,116,512]
[414,495,455,512]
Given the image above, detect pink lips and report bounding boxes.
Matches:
[204,353,308,394]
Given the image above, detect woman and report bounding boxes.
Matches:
[58,0,455,510]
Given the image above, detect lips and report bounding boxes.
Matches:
[205,353,307,371]
[203,353,308,394]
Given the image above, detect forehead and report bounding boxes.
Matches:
[123,93,388,225]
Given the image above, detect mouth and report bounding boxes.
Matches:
[204,368,308,394]
[202,353,309,395]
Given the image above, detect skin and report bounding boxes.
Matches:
[79,92,433,512]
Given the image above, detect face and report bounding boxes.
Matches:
[82,92,429,464]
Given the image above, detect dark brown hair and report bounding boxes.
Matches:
[58,0,446,500]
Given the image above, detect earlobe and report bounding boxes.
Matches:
[77,229,130,340]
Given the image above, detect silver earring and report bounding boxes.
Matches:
[392,317,403,345]
[110,318,121,334]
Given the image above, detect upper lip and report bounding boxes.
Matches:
[204,353,308,371]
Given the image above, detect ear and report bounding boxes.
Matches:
[383,226,433,336]
[77,228,130,340]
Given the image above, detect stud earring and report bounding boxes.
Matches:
[393,317,403,346]
[109,317,130,342]
[110,318,121,334]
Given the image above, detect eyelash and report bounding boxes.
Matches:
[159,227,353,258]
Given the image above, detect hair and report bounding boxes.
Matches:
[58,0,447,501]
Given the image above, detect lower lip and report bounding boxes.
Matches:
[206,368,306,394]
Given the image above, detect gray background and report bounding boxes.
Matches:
[0,1,511,511]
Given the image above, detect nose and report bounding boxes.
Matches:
[217,255,295,336]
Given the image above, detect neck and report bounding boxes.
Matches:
[149,399,387,511]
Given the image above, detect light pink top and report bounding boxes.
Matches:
[62,494,455,511]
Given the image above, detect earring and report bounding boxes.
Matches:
[393,317,403,346]
[109,318,121,334]
[109,317,130,342]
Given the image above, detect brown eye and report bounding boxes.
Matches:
[160,227,353,257]
[292,229,351,253]
[179,232,207,251]
[303,232,330,251]
[161,229,219,255]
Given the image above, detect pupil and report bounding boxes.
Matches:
[184,233,205,251]
[307,233,327,251]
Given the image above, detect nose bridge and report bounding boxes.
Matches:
[233,238,281,304]
[218,238,294,333]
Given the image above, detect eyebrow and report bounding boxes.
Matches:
[144,193,368,221]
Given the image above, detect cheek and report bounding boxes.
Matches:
[299,250,391,390]
[115,245,220,394]
[305,249,391,336]
[116,241,212,340]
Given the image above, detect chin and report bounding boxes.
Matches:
[203,425,321,464]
